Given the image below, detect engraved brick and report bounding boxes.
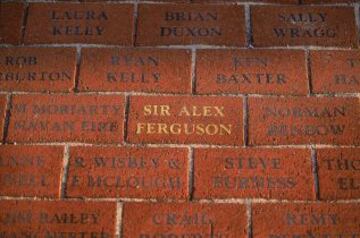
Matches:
[310,50,360,93]
[0,95,7,141]
[136,4,245,46]
[194,148,315,200]
[24,3,134,44]
[127,96,244,145]
[0,3,24,44]
[7,94,125,143]
[196,49,307,95]
[0,47,76,92]
[252,203,360,238]
[0,145,63,197]
[251,6,358,47]
[67,146,189,199]
[0,200,116,238]
[79,48,192,93]
[122,203,247,238]
[248,97,360,145]
[317,148,360,200]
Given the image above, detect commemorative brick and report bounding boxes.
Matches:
[127,96,244,145]
[310,50,360,93]
[24,3,134,44]
[196,49,307,95]
[317,148,360,200]
[0,95,7,141]
[0,200,116,238]
[67,146,189,199]
[248,97,360,145]
[251,6,358,47]
[0,145,63,197]
[122,203,247,238]
[136,4,245,46]
[252,203,360,238]
[0,3,24,44]
[7,94,125,143]
[193,148,314,200]
[79,48,192,93]
[0,47,77,92]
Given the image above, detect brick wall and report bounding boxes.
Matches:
[0,0,360,237]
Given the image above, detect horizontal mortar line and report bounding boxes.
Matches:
[26,1,137,4]
[199,198,360,204]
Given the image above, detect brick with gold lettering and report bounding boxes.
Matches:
[0,95,7,141]
[67,146,189,199]
[0,47,76,92]
[0,145,64,197]
[317,148,360,200]
[7,95,125,143]
[136,4,245,46]
[24,3,134,44]
[122,203,247,238]
[248,97,360,145]
[194,148,315,200]
[127,96,244,145]
[252,203,360,237]
[251,6,358,47]
[0,200,116,238]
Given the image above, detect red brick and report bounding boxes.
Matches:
[67,146,189,199]
[0,145,63,197]
[310,50,360,94]
[7,94,125,143]
[127,96,244,145]
[0,200,116,238]
[0,95,7,141]
[194,148,314,200]
[251,6,358,47]
[79,48,192,93]
[252,203,360,237]
[248,97,360,145]
[0,3,24,44]
[122,203,247,238]
[196,49,308,95]
[317,148,360,200]
[136,4,245,46]
[0,47,77,92]
[303,0,355,3]
[24,3,134,44]
[194,0,298,2]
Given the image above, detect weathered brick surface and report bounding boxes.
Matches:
[0,200,117,238]
[248,97,360,145]
[67,146,189,199]
[7,94,125,143]
[0,3,24,45]
[310,50,360,94]
[194,148,315,200]
[317,148,360,200]
[79,48,192,93]
[0,145,64,197]
[196,49,308,95]
[24,3,134,44]
[127,95,244,145]
[0,47,77,92]
[251,6,358,47]
[0,95,7,141]
[136,4,245,46]
[122,203,247,238]
[252,203,360,237]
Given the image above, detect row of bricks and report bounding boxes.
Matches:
[1,3,359,47]
[1,47,360,94]
[0,94,359,145]
[0,144,360,200]
[2,0,358,3]
[1,200,360,237]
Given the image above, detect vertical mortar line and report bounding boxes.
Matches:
[60,145,70,199]
[2,94,12,144]
[244,4,253,48]
[20,2,29,44]
[123,94,130,144]
[243,96,249,147]
[132,2,139,47]
[191,48,197,95]
[188,146,194,201]
[73,46,82,93]
[246,201,253,238]
[305,49,313,96]
[311,146,320,200]
[116,202,124,238]
[354,3,360,41]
